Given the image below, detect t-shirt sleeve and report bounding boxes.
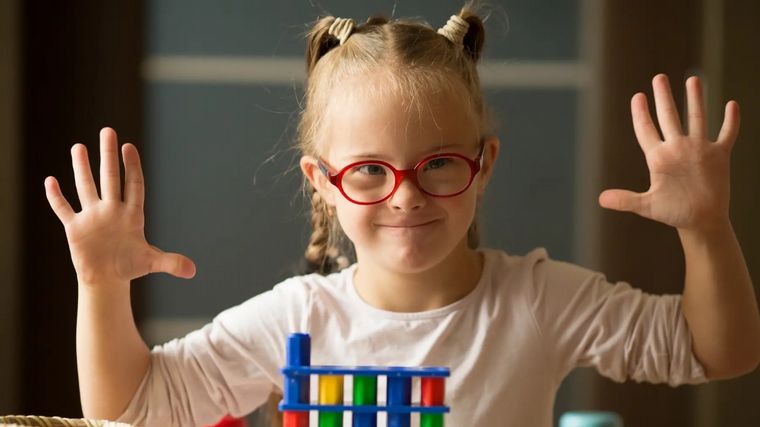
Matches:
[524,249,707,387]
[116,278,312,427]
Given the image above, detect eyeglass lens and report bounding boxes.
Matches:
[341,155,473,203]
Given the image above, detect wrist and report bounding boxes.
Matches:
[677,216,733,239]
[77,279,136,330]
[77,278,131,298]
[677,217,736,257]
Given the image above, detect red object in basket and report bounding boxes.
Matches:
[205,415,247,427]
[283,411,309,427]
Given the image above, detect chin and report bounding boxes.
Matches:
[380,243,452,274]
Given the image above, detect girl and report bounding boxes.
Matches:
[44,5,760,427]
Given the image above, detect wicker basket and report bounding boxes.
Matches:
[0,416,132,427]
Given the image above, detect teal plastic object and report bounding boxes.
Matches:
[559,411,623,427]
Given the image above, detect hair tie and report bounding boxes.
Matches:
[437,14,469,46]
[328,17,356,46]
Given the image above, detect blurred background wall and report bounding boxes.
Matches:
[0,1,758,426]
[0,0,21,414]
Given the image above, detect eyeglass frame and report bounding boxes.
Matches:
[317,139,486,205]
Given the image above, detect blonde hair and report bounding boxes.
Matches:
[298,5,491,276]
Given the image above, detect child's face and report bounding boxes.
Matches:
[302,75,499,274]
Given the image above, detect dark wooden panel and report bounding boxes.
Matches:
[708,1,760,425]
[21,2,144,416]
[594,1,703,426]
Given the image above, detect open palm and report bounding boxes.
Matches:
[45,127,196,287]
[599,74,740,232]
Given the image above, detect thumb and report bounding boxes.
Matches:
[149,246,196,279]
[598,189,648,215]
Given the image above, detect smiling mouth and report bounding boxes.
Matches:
[378,219,438,228]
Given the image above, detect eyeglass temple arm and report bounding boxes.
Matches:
[477,138,486,167]
[318,159,331,178]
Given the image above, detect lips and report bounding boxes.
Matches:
[377,219,439,228]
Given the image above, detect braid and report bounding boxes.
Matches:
[303,187,351,274]
[304,189,333,274]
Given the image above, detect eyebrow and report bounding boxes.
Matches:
[342,143,467,161]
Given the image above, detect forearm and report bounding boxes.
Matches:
[680,219,760,379]
[77,282,151,420]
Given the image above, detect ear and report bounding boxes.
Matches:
[300,155,337,206]
[476,135,500,196]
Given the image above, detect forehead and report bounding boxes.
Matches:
[318,70,479,161]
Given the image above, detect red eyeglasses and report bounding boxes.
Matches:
[318,140,485,205]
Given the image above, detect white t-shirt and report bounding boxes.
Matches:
[117,248,707,427]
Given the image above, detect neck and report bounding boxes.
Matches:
[353,243,484,312]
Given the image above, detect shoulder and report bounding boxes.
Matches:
[480,246,552,285]
[481,246,550,268]
[270,265,356,300]
[211,266,358,340]
[239,265,357,317]
[480,247,610,298]
[214,265,356,317]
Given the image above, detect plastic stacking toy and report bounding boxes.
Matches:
[279,333,450,427]
[559,411,623,427]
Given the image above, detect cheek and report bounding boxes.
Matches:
[440,192,479,239]
[446,190,478,219]
[333,201,375,240]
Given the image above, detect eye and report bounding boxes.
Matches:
[353,164,387,175]
[424,157,453,170]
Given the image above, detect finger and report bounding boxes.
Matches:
[71,143,100,207]
[123,143,145,208]
[44,176,76,223]
[717,100,741,148]
[598,189,650,216]
[100,127,122,201]
[652,74,684,140]
[630,93,661,151]
[150,249,196,279]
[686,76,707,139]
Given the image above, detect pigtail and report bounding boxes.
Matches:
[304,188,333,274]
[306,16,341,76]
[437,8,486,63]
[306,16,363,75]
[460,10,485,62]
[302,185,351,275]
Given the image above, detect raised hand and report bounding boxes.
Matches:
[45,127,196,288]
[598,74,740,232]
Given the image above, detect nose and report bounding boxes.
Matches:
[388,174,426,211]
